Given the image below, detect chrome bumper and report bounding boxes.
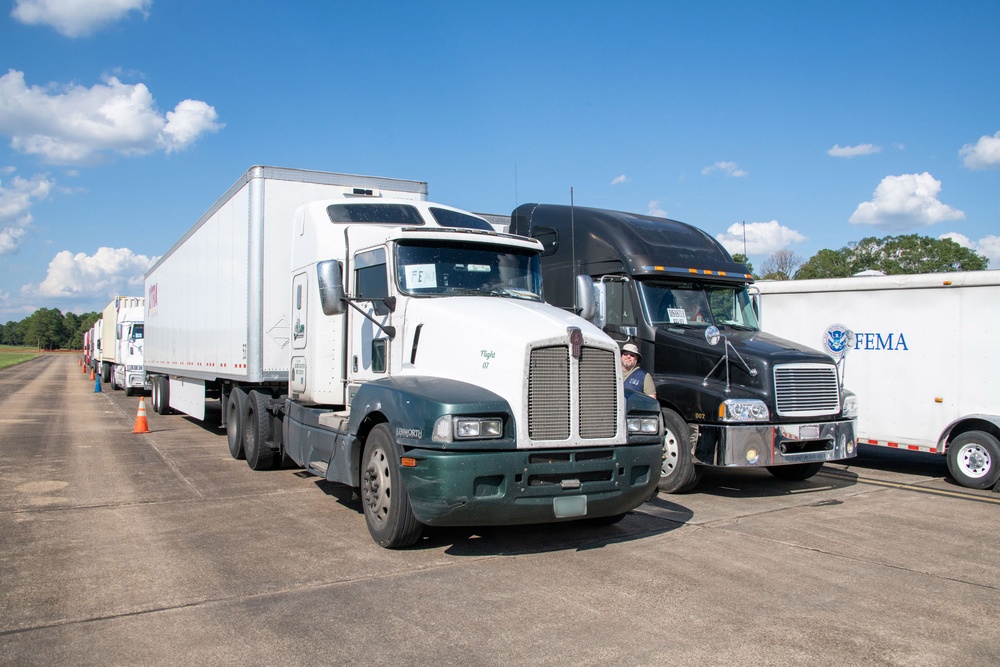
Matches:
[694,419,857,468]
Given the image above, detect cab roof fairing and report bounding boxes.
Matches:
[513,203,753,284]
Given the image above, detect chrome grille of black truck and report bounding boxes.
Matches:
[773,364,841,417]
[527,345,618,441]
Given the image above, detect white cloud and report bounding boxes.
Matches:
[24,246,156,298]
[0,70,223,165]
[849,172,964,230]
[959,130,1000,170]
[11,0,152,38]
[940,232,1000,269]
[647,200,667,217]
[701,161,747,178]
[610,174,628,185]
[716,220,806,256]
[0,227,27,254]
[828,143,881,158]
[0,172,55,254]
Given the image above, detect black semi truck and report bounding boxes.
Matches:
[510,203,858,493]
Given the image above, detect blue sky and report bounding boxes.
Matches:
[1,0,998,320]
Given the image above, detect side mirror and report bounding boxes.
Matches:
[317,260,347,315]
[705,325,721,347]
[575,274,596,321]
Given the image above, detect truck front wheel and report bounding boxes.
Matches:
[226,388,247,460]
[361,424,422,548]
[658,408,701,494]
[947,431,1000,490]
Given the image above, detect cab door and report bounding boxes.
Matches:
[348,247,392,399]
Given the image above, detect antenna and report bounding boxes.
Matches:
[742,220,747,257]
[570,187,576,274]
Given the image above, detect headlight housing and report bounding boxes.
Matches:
[719,399,769,422]
[842,393,859,418]
[627,416,661,434]
[432,415,503,442]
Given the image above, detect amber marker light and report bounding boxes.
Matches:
[401,457,418,467]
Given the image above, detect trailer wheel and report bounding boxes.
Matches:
[152,376,171,415]
[361,424,422,548]
[658,409,701,494]
[101,363,112,384]
[767,462,824,481]
[244,390,278,471]
[226,388,247,460]
[947,431,1000,490]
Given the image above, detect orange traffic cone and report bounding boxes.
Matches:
[89,367,95,380]
[133,397,150,434]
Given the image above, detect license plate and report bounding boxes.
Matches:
[800,425,820,439]
[553,495,587,518]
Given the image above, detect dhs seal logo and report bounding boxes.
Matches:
[823,324,854,360]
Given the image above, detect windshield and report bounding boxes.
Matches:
[396,241,542,299]
[637,280,759,331]
[131,323,144,340]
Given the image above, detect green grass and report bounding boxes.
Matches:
[0,346,42,370]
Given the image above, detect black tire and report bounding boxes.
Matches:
[226,387,247,460]
[244,390,278,471]
[946,431,1000,490]
[767,462,824,481]
[152,376,172,415]
[101,363,112,384]
[361,424,422,548]
[658,408,701,494]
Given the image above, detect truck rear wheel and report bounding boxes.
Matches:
[658,408,701,494]
[947,431,1000,490]
[361,424,422,548]
[767,462,824,481]
[226,388,247,460]
[244,390,278,471]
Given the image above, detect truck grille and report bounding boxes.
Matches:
[527,346,618,441]
[773,364,841,417]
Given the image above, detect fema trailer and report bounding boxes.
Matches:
[99,296,149,395]
[144,166,663,548]
[509,204,858,493]
[754,271,1000,489]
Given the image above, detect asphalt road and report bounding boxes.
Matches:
[1,354,998,666]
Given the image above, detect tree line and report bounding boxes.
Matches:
[734,233,989,281]
[1,308,101,350]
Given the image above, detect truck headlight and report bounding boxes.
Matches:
[719,399,769,422]
[842,394,859,418]
[126,365,143,372]
[627,416,660,434]
[432,415,503,442]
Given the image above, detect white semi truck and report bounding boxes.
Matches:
[754,271,1000,489]
[99,296,149,394]
[144,166,663,548]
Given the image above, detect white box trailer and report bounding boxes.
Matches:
[144,167,428,419]
[144,166,664,548]
[754,271,1000,489]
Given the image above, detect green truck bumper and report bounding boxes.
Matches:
[399,443,662,527]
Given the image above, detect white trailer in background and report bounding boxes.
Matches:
[143,166,663,548]
[754,271,1000,489]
